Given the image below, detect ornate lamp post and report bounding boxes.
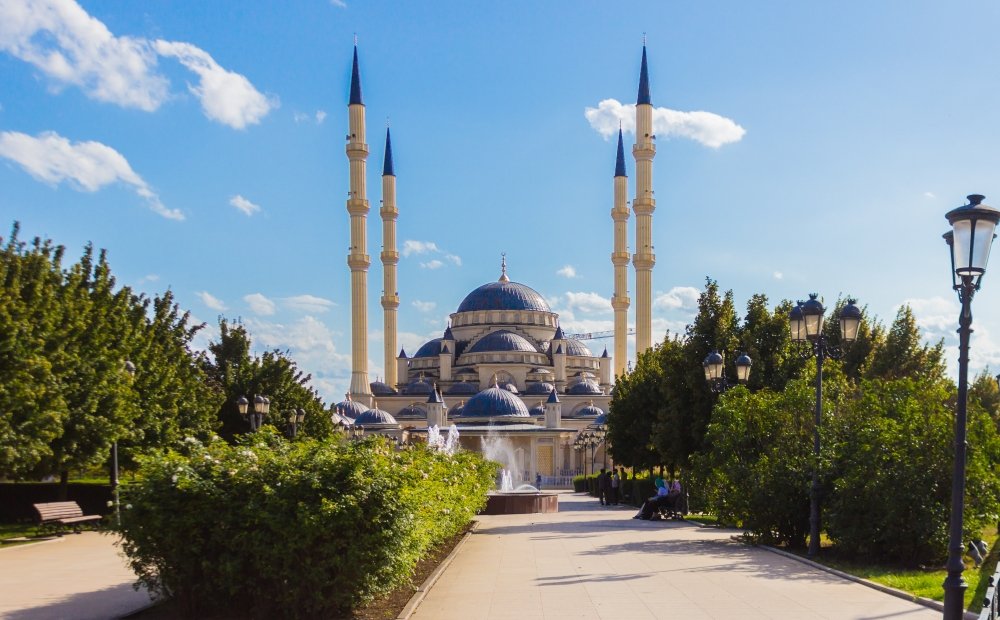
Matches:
[789,294,861,557]
[702,350,752,392]
[942,194,1000,620]
[286,408,306,439]
[237,394,270,432]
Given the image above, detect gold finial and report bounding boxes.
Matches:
[491,373,499,387]
[499,253,509,282]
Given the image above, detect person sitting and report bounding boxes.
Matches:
[662,479,683,514]
[633,478,670,519]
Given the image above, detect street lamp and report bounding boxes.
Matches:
[942,194,1000,620]
[111,360,137,526]
[789,294,861,557]
[286,408,306,439]
[237,394,270,431]
[702,350,752,393]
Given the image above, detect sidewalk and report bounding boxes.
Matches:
[411,492,941,620]
[0,532,151,620]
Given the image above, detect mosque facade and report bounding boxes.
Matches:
[334,43,658,484]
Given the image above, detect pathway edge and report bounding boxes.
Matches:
[396,519,480,620]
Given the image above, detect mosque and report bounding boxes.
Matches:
[333,43,659,484]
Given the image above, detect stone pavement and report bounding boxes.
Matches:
[0,532,151,620]
[411,492,942,620]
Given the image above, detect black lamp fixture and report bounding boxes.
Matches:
[702,350,751,393]
[286,408,306,439]
[237,394,270,432]
[941,194,1000,620]
[789,293,861,558]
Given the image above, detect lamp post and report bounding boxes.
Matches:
[286,408,306,439]
[111,360,136,526]
[941,194,1000,620]
[237,394,270,432]
[702,350,752,393]
[789,294,861,557]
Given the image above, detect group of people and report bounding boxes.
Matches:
[595,467,626,505]
[633,477,683,520]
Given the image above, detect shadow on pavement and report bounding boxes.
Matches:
[3,583,152,620]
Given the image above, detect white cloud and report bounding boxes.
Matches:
[315,110,327,124]
[584,98,745,148]
[902,296,1000,377]
[402,240,440,256]
[137,274,159,285]
[564,291,612,315]
[197,291,226,311]
[557,265,578,279]
[330,0,347,7]
[244,292,276,316]
[0,130,182,220]
[420,259,444,270]
[293,111,309,123]
[445,253,462,266]
[773,271,783,280]
[283,294,335,313]
[654,286,700,311]
[925,192,936,199]
[229,194,261,216]
[0,0,274,128]
[154,40,277,130]
[245,315,352,400]
[412,300,436,312]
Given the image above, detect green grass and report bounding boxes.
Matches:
[0,522,43,547]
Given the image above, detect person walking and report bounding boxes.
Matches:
[610,469,620,505]
[535,472,542,490]
[598,468,611,506]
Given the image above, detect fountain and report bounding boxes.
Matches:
[425,424,460,455]
[480,429,558,515]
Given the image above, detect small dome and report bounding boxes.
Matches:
[354,406,398,426]
[524,381,555,395]
[591,412,608,427]
[460,385,530,419]
[414,338,443,358]
[574,371,595,378]
[567,379,603,395]
[370,380,398,396]
[564,339,592,357]
[335,398,369,420]
[403,377,435,395]
[575,403,604,417]
[528,367,552,375]
[396,404,425,419]
[499,383,519,394]
[331,410,352,426]
[456,280,551,313]
[446,381,479,395]
[449,401,465,417]
[467,330,538,354]
[529,402,546,417]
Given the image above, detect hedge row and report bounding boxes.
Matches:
[116,430,498,618]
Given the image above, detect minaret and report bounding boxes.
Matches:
[381,127,400,388]
[632,43,656,354]
[611,127,630,378]
[346,43,372,402]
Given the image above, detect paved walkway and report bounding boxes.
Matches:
[411,492,941,620]
[0,532,151,620]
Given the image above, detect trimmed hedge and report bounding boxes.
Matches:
[116,430,497,618]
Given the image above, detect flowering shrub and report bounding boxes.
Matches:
[116,429,497,618]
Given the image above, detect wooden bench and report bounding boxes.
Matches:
[33,501,102,535]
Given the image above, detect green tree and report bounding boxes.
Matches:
[867,305,945,382]
[607,338,668,471]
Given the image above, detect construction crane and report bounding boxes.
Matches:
[566,328,635,341]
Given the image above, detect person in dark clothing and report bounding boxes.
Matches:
[597,468,611,505]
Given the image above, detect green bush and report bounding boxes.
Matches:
[116,429,497,618]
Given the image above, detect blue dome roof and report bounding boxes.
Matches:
[403,378,435,395]
[564,339,592,356]
[524,381,554,395]
[449,401,465,417]
[467,330,538,354]
[354,407,398,426]
[414,338,443,358]
[568,379,603,395]
[457,281,551,313]
[335,398,369,420]
[396,404,425,419]
[370,380,398,396]
[576,404,604,417]
[529,402,546,416]
[460,385,530,418]
[446,381,479,395]
[592,412,608,427]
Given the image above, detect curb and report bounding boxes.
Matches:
[396,520,480,620]
[754,540,979,620]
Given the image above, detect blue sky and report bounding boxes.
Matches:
[2,0,1000,401]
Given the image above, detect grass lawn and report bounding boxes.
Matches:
[0,522,44,547]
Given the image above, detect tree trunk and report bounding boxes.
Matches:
[57,470,69,500]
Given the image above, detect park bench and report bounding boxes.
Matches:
[33,501,102,535]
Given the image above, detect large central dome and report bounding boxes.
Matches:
[456,280,550,313]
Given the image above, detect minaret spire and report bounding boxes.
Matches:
[611,126,630,379]
[346,42,372,402]
[633,41,656,355]
[499,253,509,282]
[381,126,400,388]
